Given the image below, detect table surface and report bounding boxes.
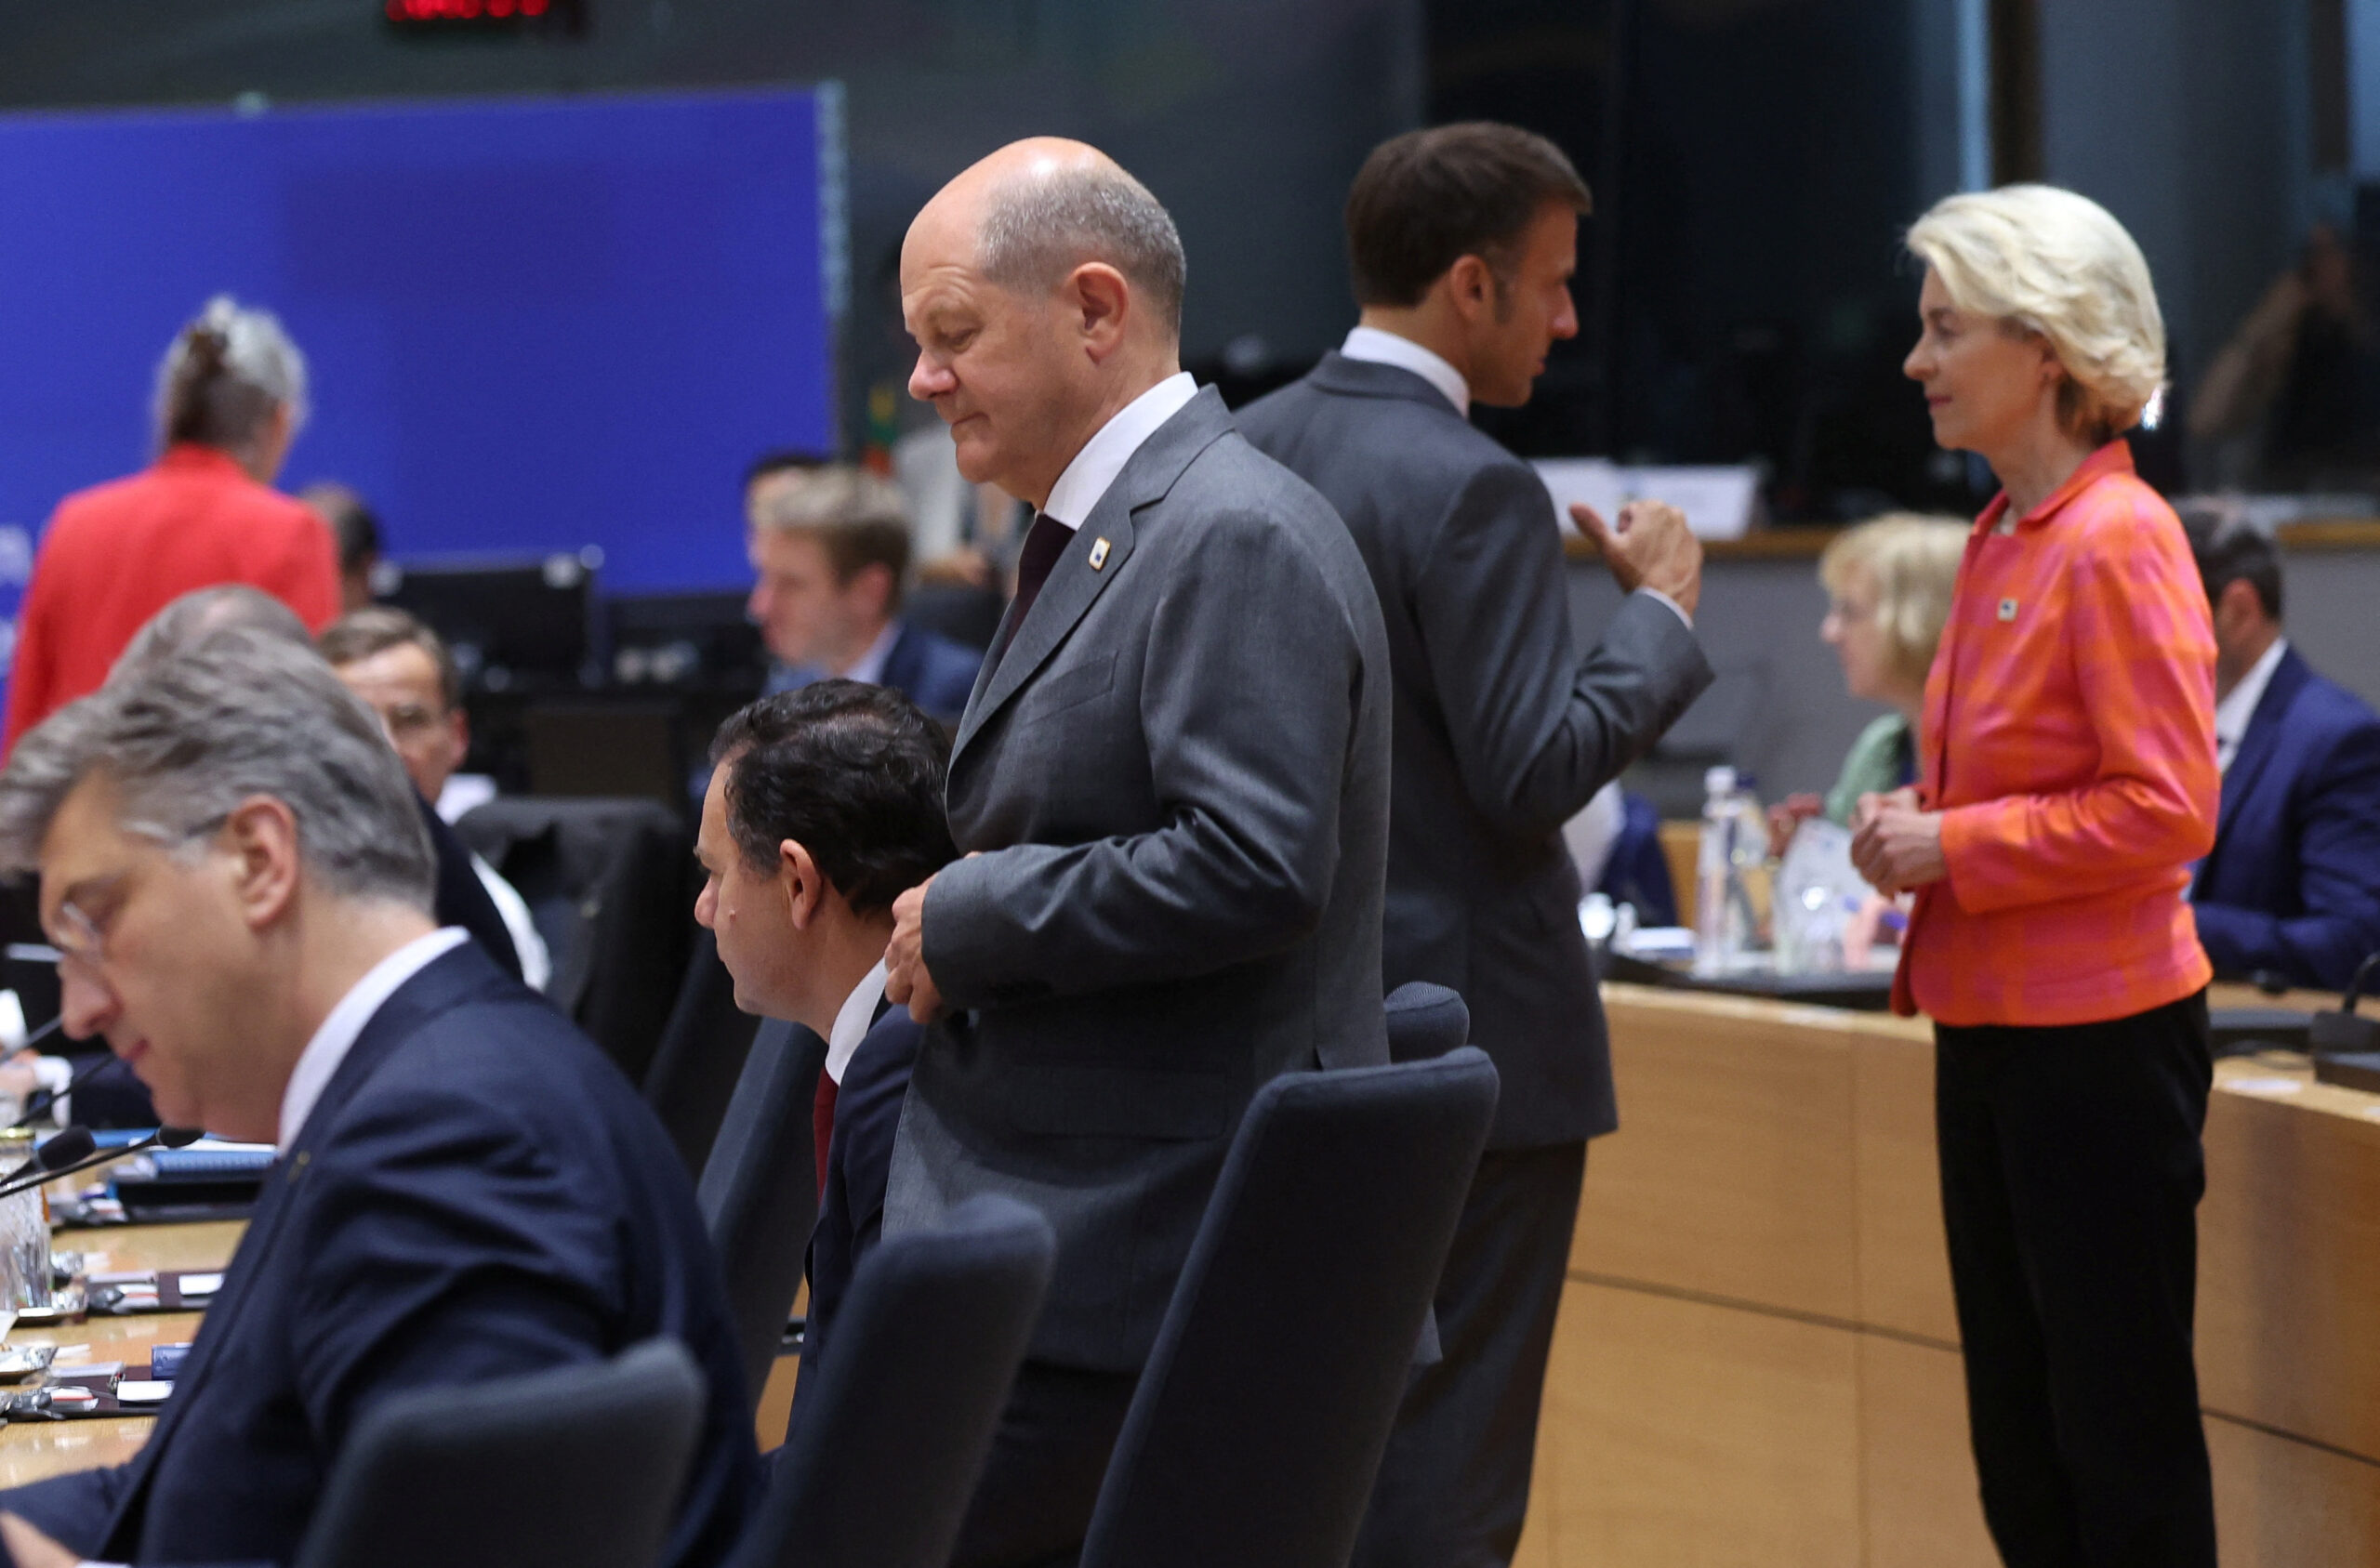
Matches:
[0,1219,240,1489]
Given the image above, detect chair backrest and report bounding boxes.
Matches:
[1078,1048,1500,1568]
[696,1018,826,1411]
[456,796,696,1086]
[1383,981,1470,1062]
[902,584,1006,653]
[733,1194,1055,1568]
[295,1337,706,1568]
[644,930,765,1177]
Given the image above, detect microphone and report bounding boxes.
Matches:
[0,1125,205,1205]
[8,1045,121,1130]
[0,1126,94,1185]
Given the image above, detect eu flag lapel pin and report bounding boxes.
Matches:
[1089,536,1112,571]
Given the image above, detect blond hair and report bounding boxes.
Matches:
[1819,514,1969,691]
[1906,184,2165,444]
[748,465,915,606]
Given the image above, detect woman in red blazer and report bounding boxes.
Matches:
[4,296,340,752]
[1858,186,2219,1568]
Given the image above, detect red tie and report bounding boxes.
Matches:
[813,1073,839,1198]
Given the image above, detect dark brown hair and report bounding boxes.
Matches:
[1345,124,1592,309]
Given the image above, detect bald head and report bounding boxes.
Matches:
[903,139,1189,507]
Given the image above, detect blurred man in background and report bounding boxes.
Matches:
[322,607,550,991]
[300,481,384,613]
[746,463,981,724]
[2186,518,2380,991]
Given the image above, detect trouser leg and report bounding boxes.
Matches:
[1351,1141,1587,1568]
[947,1360,1139,1568]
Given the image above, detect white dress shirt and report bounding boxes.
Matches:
[1336,325,1693,630]
[840,620,905,686]
[1039,372,1200,531]
[824,958,892,1087]
[2215,636,2288,773]
[277,928,469,1152]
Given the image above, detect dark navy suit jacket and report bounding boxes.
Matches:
[2193,646,2380,991]
[767,620,984,727]
[798,1000,920,1387]
[0,942,760,1568]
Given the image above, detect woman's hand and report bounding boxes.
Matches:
[1851,788,1948,895]
[1765,794,1824,859]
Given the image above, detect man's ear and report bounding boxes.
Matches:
[847,562,897,623]
[1442,254,1497,327]
[221,795,304,933]
[778,838,828,930]
[1068,263,1132,361]
[2215,577,2266,639]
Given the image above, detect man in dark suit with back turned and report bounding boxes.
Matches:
[691,680,956,1387]
[1240,123,1712,1568]
[0,627,756,1568]
[2186,518,2380,990]
[879,138,1394,1568]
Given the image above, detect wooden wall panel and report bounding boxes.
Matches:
[1850,1035,1960,1345]
[1583,991,1861,1319]
[1853,1336,1995,1568]
[1525,1280,1863,1568]
[2208,1415,2380,1568]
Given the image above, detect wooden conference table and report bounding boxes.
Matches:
[1512,981,2380,1568]
[0,982,2370,1566]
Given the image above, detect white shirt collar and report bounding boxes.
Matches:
[824,958,891,1086]
[278,928,469,1152]
[1038,372,1199,532]
[840,620,904,686]
[1340,325,1470,417]
[2215,636,2288,772]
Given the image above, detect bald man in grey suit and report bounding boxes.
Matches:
[881,138,1393,1568]
[1241,124,1712,1568]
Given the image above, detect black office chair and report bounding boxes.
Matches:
[732,1193,1054,1568]
[1077,1048,1500,1568]
[1384,980,1470,1061]
[902,583,1006,653]
[456,796,697,1087]
[696,1018,826,1417]
[294,1337,706,1568]
[643,930,765,1177]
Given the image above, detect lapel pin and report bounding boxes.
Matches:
[1998,598,2019,622]
[1089,536,1111,571]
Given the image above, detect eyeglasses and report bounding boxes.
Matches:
[43,872,133,973]
[1824,598,1878,626]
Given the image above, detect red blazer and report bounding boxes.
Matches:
[1893,441,2219,1026]
[5,445,341,751]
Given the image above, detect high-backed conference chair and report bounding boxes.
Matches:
[644,929,765,1177]
[294,1338,706,1568]
[696,1019,826,1417]
[1078,1047,1500,1568]
[731,1195,1055,1568]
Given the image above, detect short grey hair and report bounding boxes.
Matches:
[109,584,311,685]
[0,626,434,910]
[152,295,311,458]
[978,164,1186,338]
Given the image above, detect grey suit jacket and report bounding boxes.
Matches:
[1239,351,1712,1148]
[885,386,1394,1372]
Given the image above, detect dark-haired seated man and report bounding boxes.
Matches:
[694,680,956,1380]
[0,626,756,1568]
[2186,519,2380,991]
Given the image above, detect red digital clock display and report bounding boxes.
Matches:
[384,0,564,21]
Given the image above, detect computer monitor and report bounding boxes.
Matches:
[381,551,598,691]
[603,590,767,690]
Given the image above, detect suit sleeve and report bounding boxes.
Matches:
[2193,714,2380,989]
[1416,462,1712,839]
[284,1078,626,1456]
[0,1459,137,1559]
[1938,527,2220,913]
[924,511,1366,1001]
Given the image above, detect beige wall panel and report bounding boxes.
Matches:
[1854,1335,1995,1568]
[1849,1036,1961,1345]
[1586,991,1861,1319]
[2208,1415,2380,1568]
[2198,1071,2380,1463]
[1526,1280,1862,1568]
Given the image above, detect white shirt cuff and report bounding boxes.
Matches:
[1635,586,1694,630]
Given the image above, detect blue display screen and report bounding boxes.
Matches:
[0,86,831,649]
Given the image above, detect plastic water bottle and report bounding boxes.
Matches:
[1694,766,1759,975]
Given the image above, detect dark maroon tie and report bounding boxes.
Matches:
[990,510,1071,670]
[813,1073,838,1198]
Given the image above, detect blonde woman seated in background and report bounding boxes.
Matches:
[1770,514,1966,850]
